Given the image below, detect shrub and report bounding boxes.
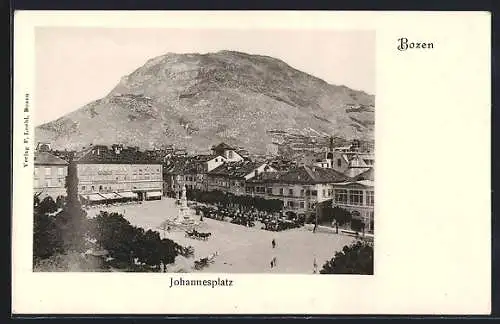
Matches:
[320,240,373,275]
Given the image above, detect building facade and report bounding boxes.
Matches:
[75,145,163,203]
[163,154,226,195]
[34,151,69,200]
[332,168,374,232]
[207,161,276,196]
[246,165,349,215]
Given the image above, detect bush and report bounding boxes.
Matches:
[320,241,373,275]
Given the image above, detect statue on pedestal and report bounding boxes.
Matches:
[164,183,199,230]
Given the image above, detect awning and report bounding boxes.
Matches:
[147,191,162,198]
[98,192,124,200]
[116,191,138,199]
[86,194,105,202]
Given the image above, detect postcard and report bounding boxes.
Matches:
[12,11,491,315]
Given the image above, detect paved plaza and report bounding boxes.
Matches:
[87,198,356,273]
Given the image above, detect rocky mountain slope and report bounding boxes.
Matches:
[36,50,374,154]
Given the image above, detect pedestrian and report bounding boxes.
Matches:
[270,260,274,268]
[273,256,277,267]
[313,258,318,274]
[272,238,276,249]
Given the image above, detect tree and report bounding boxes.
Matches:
[89,212,137,265]
[37,196,58,215]
[33,209,64,261]
[55,160,88,253]
[320,240,373,275]
[89,212,180,271]
[332,207,352,234]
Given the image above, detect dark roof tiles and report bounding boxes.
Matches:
[75,146,161,164]
[249,165,350,184]
[208,161,264,178]
[34,152,69,166]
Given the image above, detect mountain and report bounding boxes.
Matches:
[35,50,374,154]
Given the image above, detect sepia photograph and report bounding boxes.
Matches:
[33,27,375,274]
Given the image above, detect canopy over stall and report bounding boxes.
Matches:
[116,191,138,199]
[84,194,105,202]
[147,191,162,198]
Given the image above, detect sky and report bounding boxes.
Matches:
[35,28,375,125]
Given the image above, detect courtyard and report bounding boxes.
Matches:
[86,198,356,274]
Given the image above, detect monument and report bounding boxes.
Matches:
[178,184,195,223]
[161,183,200,232]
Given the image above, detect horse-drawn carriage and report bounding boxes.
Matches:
[185,229,212,241]
[193,252,218,270]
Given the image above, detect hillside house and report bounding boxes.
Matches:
[211,142,244,162]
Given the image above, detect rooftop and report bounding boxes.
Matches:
[249,165,350,184]
[353,167,374,181]
[208,161,267,178]
[75,145,162,165]
[34,151,69,166]
[212,142,236,151]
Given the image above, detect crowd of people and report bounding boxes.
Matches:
[193,203,305,232]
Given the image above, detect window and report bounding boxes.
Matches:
[246,186,252,193]
[299,201,305,209]
[335,189,348,204]
[305,190,311,196]
[279,188,284,195]
[366,191,375,206]
[228,151,234,159]
[45,180,50,187]
[289,189,294,196]
[349,190,364,206]
[322,189,326,197]
[34,167,39,177]
[58,167,64,176]
[99,185,103,191]
[287,201,294,208]
[45,167,51,176]
[337,159,342,168]
[328,189,333,197]
[266,187,273,194]
[300,189,305,196]
[91,186,95,191]
[82,186,86,191]
[311,190,318,196]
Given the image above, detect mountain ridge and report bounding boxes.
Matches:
[36,50,374,154]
